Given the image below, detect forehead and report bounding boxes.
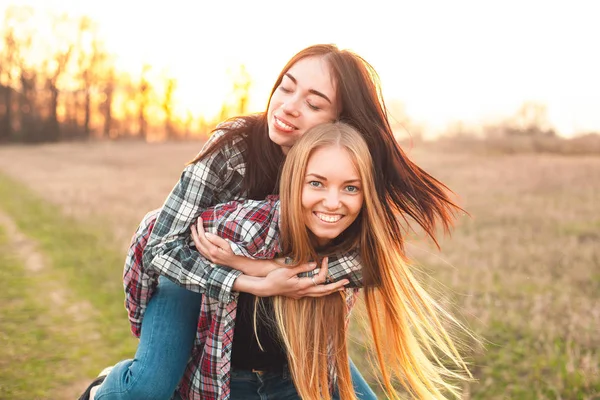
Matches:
[306,146,358,176]
[286,56,337,98]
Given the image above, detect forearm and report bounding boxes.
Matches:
[228,256,275,277]
[232,274,268,296]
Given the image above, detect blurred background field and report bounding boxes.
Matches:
[0,139,598,399]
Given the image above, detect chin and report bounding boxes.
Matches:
[267,130,282,147]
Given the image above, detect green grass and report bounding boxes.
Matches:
[469,322,600,400]
[0,226,83,399]
[0,173,137,398]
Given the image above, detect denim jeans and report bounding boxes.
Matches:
[95,276,202,400]
[228,360,376,400]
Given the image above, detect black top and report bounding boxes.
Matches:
[231,292,288,371]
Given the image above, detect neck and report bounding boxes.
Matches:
[309,232,331,250]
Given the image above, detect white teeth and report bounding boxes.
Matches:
[274,116,295,132]
[315,212,342,223]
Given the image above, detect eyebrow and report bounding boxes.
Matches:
[306,173,361,184]
[285,73,333,104]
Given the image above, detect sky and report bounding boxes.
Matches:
[2,0,599,137]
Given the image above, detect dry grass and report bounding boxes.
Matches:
[0,140,599,398]
[0,140,201,250]
[429,133,600,156]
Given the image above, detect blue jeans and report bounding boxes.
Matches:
[95,276,202,400]
[228,360,376,400]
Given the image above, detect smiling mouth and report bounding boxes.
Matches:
[314,212,343,223]
[273,116,297,132]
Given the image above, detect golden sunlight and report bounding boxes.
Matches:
[1,0,599,141]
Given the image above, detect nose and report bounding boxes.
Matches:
[322,190,341,210]
[282,97,300,117]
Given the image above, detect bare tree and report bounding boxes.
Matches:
[75,17,108,139]
[511,101,555,137]
[0,13,18,141]
[44,46,73,141]
[19,68,39,141]
[184,110,193,139]
[0,5,37,142]
[43,14,76,142]
[99,67,115,139]
[137,64,152,140]
[230,64,251,115]
[162,76,177,139]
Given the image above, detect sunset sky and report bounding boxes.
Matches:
[2,0,599,137]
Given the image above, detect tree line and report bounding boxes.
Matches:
[0,6,251,144]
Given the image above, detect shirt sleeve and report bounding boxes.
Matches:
[199,197,281,260]
[123,209,160,338]
[143,129,247,303]
[321,250,364,289]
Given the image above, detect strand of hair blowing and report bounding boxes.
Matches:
[357,173,472,399]
[330,51,462,252]
[273,294,355,400]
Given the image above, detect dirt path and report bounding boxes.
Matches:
[0,209,101,399]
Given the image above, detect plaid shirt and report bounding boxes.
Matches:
[125,126,363,400]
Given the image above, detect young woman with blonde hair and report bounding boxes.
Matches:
[189,122,472,399]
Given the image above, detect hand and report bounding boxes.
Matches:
[191,217,236,266]
[260,257,349,299]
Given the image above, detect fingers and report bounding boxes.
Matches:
[294,257,329,284]
[190,222,202,249]
[191,221,208,254]
[302,280,350,297]
[314,257,329,284]
[204,231,231,253]
[284,257,349,295]
[193,217,221,261]
[289,261,318,275]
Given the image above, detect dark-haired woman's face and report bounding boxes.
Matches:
[267,57,338,154]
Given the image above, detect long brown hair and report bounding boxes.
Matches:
[274,122,472,399]
[189,45,461,239]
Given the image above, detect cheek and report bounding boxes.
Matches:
[350,197,364,218]
[301,191,319,212]
[301,191,310,212]
[267,96,282,114]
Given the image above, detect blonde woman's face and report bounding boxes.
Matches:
[301,146,363,246]
[267,57,338,154]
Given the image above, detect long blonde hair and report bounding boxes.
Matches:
[272,122,472,399]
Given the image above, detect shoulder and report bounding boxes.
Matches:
[225,196,279,218]
[193,118,250,167]
[207,118,249,150]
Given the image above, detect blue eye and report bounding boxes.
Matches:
[346,185,360,193]
[308,181,323,188]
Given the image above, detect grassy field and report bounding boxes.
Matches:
[0,140,598,399]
